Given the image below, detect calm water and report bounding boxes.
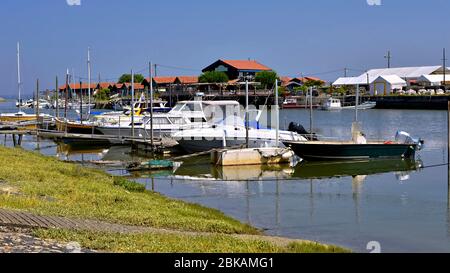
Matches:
[1,100,449,253]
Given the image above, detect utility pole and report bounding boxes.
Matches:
[384,50,391,68]
[154,64,158,77]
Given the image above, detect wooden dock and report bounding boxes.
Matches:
[0,129,176,151]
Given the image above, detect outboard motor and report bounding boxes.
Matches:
[395,131,424,151]
[288,122,318,141]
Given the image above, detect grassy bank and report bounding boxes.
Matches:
[0,146,349,253]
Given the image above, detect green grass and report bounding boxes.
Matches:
[34,229,350,253]
[113,177,146,193]
[0,146,256,234]
[0,146,350,253]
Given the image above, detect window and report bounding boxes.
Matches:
[169,118,186,125]
[153,117,170,125]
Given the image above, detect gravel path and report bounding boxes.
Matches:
[0,226,95,253]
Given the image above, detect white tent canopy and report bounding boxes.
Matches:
[333,65,449,86]
[417,74,449,86]
[371,75,407,95]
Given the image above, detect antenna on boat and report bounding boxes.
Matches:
[17,42,22,113]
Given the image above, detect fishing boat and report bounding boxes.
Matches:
[321,98,376,111]
[55,118,101,134]
[282,97,301,109]
[284,136,421,161]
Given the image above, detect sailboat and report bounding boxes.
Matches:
[0,42,38,124]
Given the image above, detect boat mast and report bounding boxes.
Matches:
[245,80,249,148]
[131,69,135,138]
[149,61,154,151]
[355,84,359,121]
[87,47,91,116]
[275,79,279,148]
[17,42,22,112]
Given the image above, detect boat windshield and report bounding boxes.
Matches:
[170,103,185,112]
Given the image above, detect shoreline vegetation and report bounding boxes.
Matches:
[0,98,6,103]
[0,146,349,253]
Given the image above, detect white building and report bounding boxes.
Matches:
[417,74,450,86]
[371,75,407,95]
[333,66,450,90]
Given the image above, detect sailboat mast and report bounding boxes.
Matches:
[17,42,22,112]
[87,47,91,115]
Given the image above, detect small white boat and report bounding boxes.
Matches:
[321,98,342,110]
[321,98,376,111]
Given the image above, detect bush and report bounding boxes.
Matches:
[94,88,111,101]
[255,71,278,89]
[113,177,146,193]
[199,71,228,83]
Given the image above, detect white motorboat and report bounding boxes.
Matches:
[172,117,308,153]
[96,100,241,139]
[321,98,376,111]
[321,98,342,110]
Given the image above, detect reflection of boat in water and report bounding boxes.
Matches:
[292,158,422,179]
[56,143,111,156]
[173,158,294,181]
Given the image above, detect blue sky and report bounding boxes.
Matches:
[1,0,450,97]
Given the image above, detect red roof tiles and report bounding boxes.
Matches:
[221,60,272,71]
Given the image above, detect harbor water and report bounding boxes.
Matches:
[1,100,449,253]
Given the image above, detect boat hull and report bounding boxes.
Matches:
[177,138,286,153]
[284,141,417,161]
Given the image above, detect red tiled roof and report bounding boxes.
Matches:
[279,76,292,84]
[221,60,272,71]
[294,76,324,83]
[118,83,145,90]
[151,76,177,84]
[176,76,199,84]
[98,82,115,89]
[58,83,97,90]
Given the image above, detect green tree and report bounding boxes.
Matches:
[198,71,228,83]
[118,74,145,84]
[94,88,111,101]
[303,79,325,88]
[255,71,278,89]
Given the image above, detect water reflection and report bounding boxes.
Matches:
[292,159,422,181]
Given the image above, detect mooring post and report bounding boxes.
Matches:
[448,100,450,206]
[18,134,23,146]
[12,134,17,147]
